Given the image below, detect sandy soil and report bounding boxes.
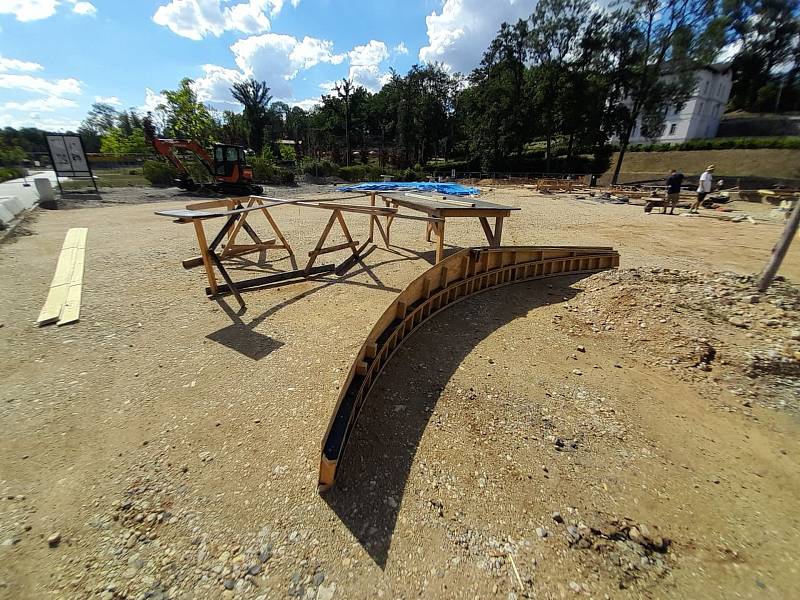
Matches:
[0,184,798,600]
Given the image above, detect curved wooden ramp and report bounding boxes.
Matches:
[318,245,619,491]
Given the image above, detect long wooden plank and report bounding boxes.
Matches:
[37,228,87,326]
[205,264,336,295]
[308,240,359,257]
[405,192,476,207]
[57,244,86,326]
[155,198,395,222]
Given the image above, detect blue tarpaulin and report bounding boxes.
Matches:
[338,181,479,196]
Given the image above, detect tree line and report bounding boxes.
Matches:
[2,0,797,184]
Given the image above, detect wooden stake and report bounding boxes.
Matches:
[758,198,800,291]
[193,220,218,295]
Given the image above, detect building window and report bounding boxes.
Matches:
[704,81,709,94]
[669,123,677,135]
[698,101,704,114]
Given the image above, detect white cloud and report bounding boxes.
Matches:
[226,33,344,97]
[71,1,96,16]
[2,96,78,112]
[0,73,81,96]
[393,42,409,55]
[94,95,123,106]
[0,0,58,21]
[152,0,289,40]
[140,88,167,115]
[0,112,81,131]
[291,97,319,111]
[348,40,390,92]
[192,64,245,104]
[0,55,44,73]
[0,0,97,21]
[420,0,537,73]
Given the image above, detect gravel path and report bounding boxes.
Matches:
[0,185,798,599]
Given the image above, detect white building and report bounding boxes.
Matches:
[628,63,732,144]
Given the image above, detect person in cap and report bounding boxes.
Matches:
[690,165,715,213]
[664,169,684,214]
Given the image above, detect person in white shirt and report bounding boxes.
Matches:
[690,164,714,213]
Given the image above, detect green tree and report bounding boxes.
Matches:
[285,107,308,158]
[726,0,800,111]
[160,78,215,145]
[334,79,355,165]
[216,110,249,147]
[99,127,148,154]
[79,102,119,151]
[608,0,726,184]
[231,78,272,155]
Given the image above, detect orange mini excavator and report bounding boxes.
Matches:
[145,127,263,195]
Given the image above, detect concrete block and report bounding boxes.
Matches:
[0,203,15,225]
[0,195,24,214]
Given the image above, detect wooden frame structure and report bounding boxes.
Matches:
[370,192,519,263]
[318,245,620,491]
[180,196,293,269]
[156,196,399,309]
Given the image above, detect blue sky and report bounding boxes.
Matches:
[0,0,538,131]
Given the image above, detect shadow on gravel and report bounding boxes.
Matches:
[321,273,589,568]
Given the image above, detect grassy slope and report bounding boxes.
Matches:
[601,148,800,183]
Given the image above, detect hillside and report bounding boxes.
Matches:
[600,148,800,186]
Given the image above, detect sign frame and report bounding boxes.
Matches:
[44,133,98,194]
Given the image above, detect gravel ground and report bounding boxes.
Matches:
[0,184,798,600]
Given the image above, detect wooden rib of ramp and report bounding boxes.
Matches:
[37,227,88,326]
[318,245,620,491]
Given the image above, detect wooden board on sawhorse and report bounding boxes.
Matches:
[182,196,293,269]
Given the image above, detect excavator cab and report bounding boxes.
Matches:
[212,144,254,184]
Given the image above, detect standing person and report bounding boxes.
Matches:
[664,169,684,214]
[690,164,714,213]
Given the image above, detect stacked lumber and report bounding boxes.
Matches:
[37,228,87,326]
[535,179,574,193]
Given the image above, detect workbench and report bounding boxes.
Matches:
[371,192,519,263]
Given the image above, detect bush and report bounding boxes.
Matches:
[0,166,23,183]
[250,157,295,185]
[423,160,471,174]
[142,160,177,185]
[300,159,340,177]
[337,164,384,182]
[625,136,800,152]
[0,144,26,167]
[399,167,426,181]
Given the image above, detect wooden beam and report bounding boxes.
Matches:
[404,192,476,207]
[435,219,446,263]
[205,264,335,295]
[308,240,359,257]
[305,211,339,273]
[193,220,218,295]
[493,217,505,247]
[335,241,373,276]
[478,217,494,246]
